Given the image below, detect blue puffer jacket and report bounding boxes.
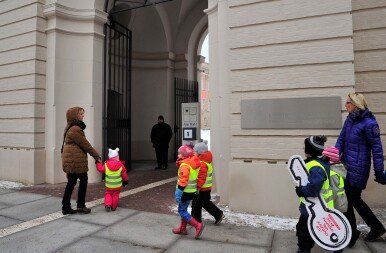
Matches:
[335,109,384,189]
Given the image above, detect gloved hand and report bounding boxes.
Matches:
[175,188,183,203]
[374,171,386,185]
[122,180,128,187]
[295,186,305,197]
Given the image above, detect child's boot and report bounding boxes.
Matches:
[188,217,204,239]
[172,219,188,235]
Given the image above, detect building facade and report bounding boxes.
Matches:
[0,0,385,217]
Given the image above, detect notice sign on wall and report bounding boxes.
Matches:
[182,103,200,141]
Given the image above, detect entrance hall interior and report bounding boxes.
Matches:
[104,0,209,169]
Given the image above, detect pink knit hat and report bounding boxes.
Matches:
[322,146,340,164]
[178,145,194,158]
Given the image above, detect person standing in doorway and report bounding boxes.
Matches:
[61,107,101,215]
[151,115,173,170]
[335,92,386,246]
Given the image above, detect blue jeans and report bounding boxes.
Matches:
[178,200,192,222]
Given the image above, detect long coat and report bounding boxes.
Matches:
[62,107,100,174]
[335,109,384,189]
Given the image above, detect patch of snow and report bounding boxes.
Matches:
[0,181,25,189]
[169,203,298,231]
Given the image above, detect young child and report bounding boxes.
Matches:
[295,136,343,253]
[96,148,128,212]
[172,145,204,239]
[191,141,224,224]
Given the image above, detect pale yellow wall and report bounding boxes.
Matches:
[0,0,46,184]
[208,0,357,216]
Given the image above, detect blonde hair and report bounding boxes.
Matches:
[348,92,367,110]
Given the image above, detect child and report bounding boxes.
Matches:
[172,145,205,239]
[295,136,343,253]
[191,141,224,224]
[96,148,128,212]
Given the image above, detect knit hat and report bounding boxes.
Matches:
[178,145,194,158]
[194,141,208,154]
[322,146,340,164]
[348,92,367,110]
[304,135,327,156]
[108,148,119,159]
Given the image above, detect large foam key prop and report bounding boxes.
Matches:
[288,155,351,251]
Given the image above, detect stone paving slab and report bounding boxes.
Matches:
[0,202,10,210]
[199,222,274,247]
[94,211,180,249]
[166,238,269,253]
[0,196,61,221]
[0,216,21,229]
[0,191,48,205]
[0,189,14,195]
[0,219,103,253]
[64,205,138,226]
[271,230,298,253]
[57,236,163,253]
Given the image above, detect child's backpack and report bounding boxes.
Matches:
[329,164,348,212]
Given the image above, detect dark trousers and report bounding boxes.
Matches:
[155,146,168,168]
[62,172,88,210]
[345,183,385,233]
[296,214,315,251]
[191,191,223,222]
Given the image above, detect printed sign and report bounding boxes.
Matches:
[288,155,352,251]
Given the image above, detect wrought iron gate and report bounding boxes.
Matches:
[103,17,132,167]
[174,78,199,158]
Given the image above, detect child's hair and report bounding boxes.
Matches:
[304,135,327,156]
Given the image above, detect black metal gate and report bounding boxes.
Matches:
[103,17,132,167]
[174,78,199,158]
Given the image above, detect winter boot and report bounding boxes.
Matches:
[188,217,204,239]
[172,219,188,235]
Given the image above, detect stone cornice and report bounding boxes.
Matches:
[43,3,107,24]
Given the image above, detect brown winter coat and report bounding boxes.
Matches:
[62,107,100,174]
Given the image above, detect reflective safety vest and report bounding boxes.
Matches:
[202,162,213,188]
[300,160,334,209]
[176,163,199,193]
[330,167,347,212]
[105,164,123,188]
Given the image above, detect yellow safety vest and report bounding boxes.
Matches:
[300,160,334,209]
[105,164,123,188]
[202,162,213,188]
[176,163,199,193]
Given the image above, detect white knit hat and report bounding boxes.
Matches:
[108,148,119,159]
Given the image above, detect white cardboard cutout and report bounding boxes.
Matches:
[288,155,352,251]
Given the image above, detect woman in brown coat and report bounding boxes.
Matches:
[61,107,101,215]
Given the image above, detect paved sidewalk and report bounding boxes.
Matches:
[0,188,385,252]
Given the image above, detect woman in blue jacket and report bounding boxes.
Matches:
[336,92,386,246]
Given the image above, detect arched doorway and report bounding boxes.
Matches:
[103,0,208,168]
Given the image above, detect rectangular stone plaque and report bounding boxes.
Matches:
[241,96,342,129]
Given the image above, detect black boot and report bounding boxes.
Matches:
[296,248,311,253]
[364,227,386,242]
[348,229,360,247]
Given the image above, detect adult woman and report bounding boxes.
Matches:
[61,107,101,214]
[335,92,386,246]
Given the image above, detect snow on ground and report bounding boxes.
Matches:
[0,181,25,189]
[169,195,298,231]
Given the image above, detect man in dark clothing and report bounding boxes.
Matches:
[151,115,173,170]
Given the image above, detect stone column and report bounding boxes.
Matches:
[43,1,107,183]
